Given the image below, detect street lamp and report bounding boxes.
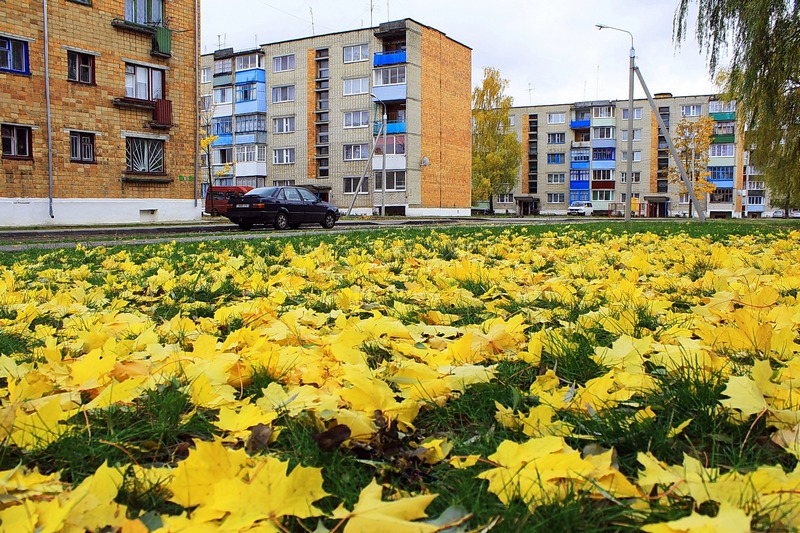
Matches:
[596,24,635,222]
[370,93,387,217]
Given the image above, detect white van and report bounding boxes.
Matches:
[567,201,594,216]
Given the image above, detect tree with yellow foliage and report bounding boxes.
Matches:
[199,105,231,215]
[668,116,716,218]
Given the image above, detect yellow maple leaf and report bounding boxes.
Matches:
[720,375,768,418]
[641,502,750,532]
[333,479,438,533]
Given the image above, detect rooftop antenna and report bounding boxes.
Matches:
[255,34,258,46]
[217,34,225,49]
[386,0,390,21]
[528,83,534,106]
[370,0,373,26]
[310,7,315,35]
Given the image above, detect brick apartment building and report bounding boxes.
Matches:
[500,93,767,219]
[199,18,472,216]
[1,0,200,226]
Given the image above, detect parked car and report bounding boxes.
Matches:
[771,209,786,218]
[567,201,594,216]
[224,186,341,230]
[204,186,252,216]
[791,209,800,219]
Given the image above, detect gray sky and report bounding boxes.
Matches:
[200,0,720,106]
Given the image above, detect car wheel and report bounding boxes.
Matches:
[238,221,253,231]
[321,211,336,229]
[274,211,289,230]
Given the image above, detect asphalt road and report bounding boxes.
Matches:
[0,216,583,252]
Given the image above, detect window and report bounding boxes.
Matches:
[374,66,405,86]
[344,44,369,63]
[273,148,295,164]
[236,145,257,162]
[621,151,642,162]
[681,104,702,117]
[592,147,615,161]
[344,77,369,96]
[592,190,615,201]
[69,132,95,162]
[620,171,641,183]
[375,171,406,191]
[547,133,565,144]
[747,195,765,206]
[592,169,614,181]
[273,54,295,73]
[237,54,262,70]
[317,59,329,79]
[125,63,163,100]
[1,37,28,74]
[344,110,369,128]
[344,176,368,194]
[621,129,642,141]
[714,121,736,135]
[593,126,614,139]
[212,117,232,135]
[235,83,257,102]
[547,192,565,203]
[67,51,94,84]
[571,148,590,163]
[125,0,163,25]
[344,143,369,161]
[214,58,232,75]
[125,137,164,173]
[257,145,267,162]
[200,94,211,111]
[495,193,514,203]
[273,116,295,134]
[274,179,296,186]
[508,115,516,128]
[236,114,266,133]
[547,173,565,184]
[213,86,232,104]
[272,85,295,103]
[593,106,614,118]
[546,153,565,164]
[710,143,735,157]
[201,67,211,83]
[709,101,736,113]
[214,147,233,164]
[547,113,566,124]
[709,166,734,180]
[2,125,32,158]
[570,170,590,181]
[621,107,643,120]
[375,135,405,155]
[710,188,733,203]
[679,193,690,204]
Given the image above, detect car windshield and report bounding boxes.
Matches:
[245,187,279,197]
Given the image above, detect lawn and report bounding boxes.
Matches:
[1,221,799,532]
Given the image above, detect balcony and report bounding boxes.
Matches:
[149,98,173,129]
[372,84,406,102]
[571,141,590,148]
[570,119,590,129]
[151,27,172,57]
[711,133,735,144]
[373,120,406,135]
[710,111,735,121]
[374,50,406,67]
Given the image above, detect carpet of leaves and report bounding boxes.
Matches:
[1,226,800,532]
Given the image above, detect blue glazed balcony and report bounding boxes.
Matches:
[709,178,734,188]
[592,138,616,148]
[373,120,406,135]
[372,84,406,102]
[570,119,590,129]
[592,160,616,170]
[374,50,406,67]
[570,161,590,170]
[570,181,590,190]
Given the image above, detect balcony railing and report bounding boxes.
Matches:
[373,50,406,67]
[150,99,173,129]
[151,27,172,57]
[373,120,406,135]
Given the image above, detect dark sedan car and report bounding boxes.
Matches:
[224,186,341,230]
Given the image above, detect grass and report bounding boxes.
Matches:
[1,220,799,530]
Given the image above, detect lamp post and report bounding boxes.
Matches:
[370,93,387,217]
[596,24,635,222]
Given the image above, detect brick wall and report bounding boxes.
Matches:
[0,0,198,202]
[419,26,472,209]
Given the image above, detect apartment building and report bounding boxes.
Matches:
[1,0,200,226]
[199,19,472,216]
[505,93,763,218]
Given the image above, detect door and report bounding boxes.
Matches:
[282,187,306,223]
[298,187,324,223]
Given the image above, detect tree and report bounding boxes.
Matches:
[667,116,716,218]
[674,0,800,207]
[199,102,230,216]
[471,67,522,213]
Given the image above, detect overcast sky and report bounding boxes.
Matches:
[200,0,721,107]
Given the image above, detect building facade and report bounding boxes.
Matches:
[503,93,767,218]
[1,0,200,226]
[199,19,473,216]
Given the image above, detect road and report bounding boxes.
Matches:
[0,216,584,252]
